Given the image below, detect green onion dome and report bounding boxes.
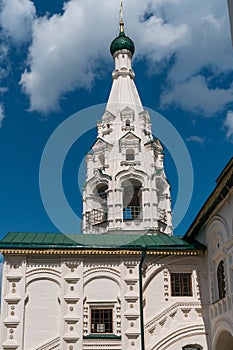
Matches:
[110,29,135,56]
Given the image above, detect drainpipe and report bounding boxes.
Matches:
[139,249,146,350]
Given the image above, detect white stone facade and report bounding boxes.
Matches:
[0,251,209,350]
[186,160,233,350]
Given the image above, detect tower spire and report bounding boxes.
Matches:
[110,1,135,57]
[119,0,124,33]
[82,2,172,236]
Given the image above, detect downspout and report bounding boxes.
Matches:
[139,249,146,350]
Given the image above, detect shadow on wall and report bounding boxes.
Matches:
[215,330,233,350]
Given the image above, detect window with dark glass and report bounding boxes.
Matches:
[183,346,202,350]
[217,260,226,300]
[122,179,142,221]
[91,308,113,333]
[126,149,135,161]
[171,273,192,296]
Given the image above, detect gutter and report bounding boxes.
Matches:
[139,249,146,350]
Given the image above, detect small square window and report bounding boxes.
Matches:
[91,308,113,334]
[126,149,135,161]
[171,273,192,297]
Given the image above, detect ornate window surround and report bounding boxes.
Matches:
[83,300,121,337]
[170,272,193,297]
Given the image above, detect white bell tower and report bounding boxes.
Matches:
[82,7,172,235]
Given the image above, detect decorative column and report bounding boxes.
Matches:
[61,259,83,350]
[0,255,26,350]
[141,187,150,225]
[121,258,141,350]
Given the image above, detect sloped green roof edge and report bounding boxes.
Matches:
[0,232,205,251]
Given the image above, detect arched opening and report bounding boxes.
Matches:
[122,179,142,221]
[96,183,108,200]
[126,149,135,161]
[24,279,60,349]
[125,119,130,127]
[87,183,108,227]
[217,260,226,300]
[216,331,233,350]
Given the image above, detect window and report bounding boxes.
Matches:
[217,260,226,300]
[171,273,192,297]
[96,183,108,200]
[183,346,202,350]
[122,179,142,221]
[126,149,135,161]
[125,119,130,126]
[91,308,113,333]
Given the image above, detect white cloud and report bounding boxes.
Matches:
[0,0,36,44]
[224,111,233,141]
[0,103,5,127]
[20,0,119,113]
[18,0,233,114]
[140,0,233,115]
[186,135,205,145]
[161,75,233,116]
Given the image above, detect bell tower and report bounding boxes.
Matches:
[82,4,172,235]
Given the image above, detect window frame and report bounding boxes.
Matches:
[217,260,226,300]
[90,307,113,334]
[126,149,135,161]
[170,272,193,297]
[183,346,202,350]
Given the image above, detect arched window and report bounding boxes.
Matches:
[125,119,130,127]
[217,260,226,299]
[96,183,108,200]
[216,331,233,350]
[126,149,135,161]
[87,183,108,226]
[122,179,142,221]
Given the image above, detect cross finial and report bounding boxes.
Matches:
[119,0,124,33]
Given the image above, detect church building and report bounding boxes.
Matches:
[0,7,232,350]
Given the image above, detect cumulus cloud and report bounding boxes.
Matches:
[141,0,233,116]
[224,111,233,141]
[161,75,233,116]
[20,0,119,113]
[0,0,36,45]
[17,0,233,114]
[0,43,9,127]
[186,135,205,145]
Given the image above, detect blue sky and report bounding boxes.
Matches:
[0,0,232,239]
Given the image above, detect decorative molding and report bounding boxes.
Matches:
[145,301,202,333]
[0,249,202,256]
[33,336,60,350]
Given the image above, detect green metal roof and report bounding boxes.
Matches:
[110,32,135,56]
[0,232,204,251]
